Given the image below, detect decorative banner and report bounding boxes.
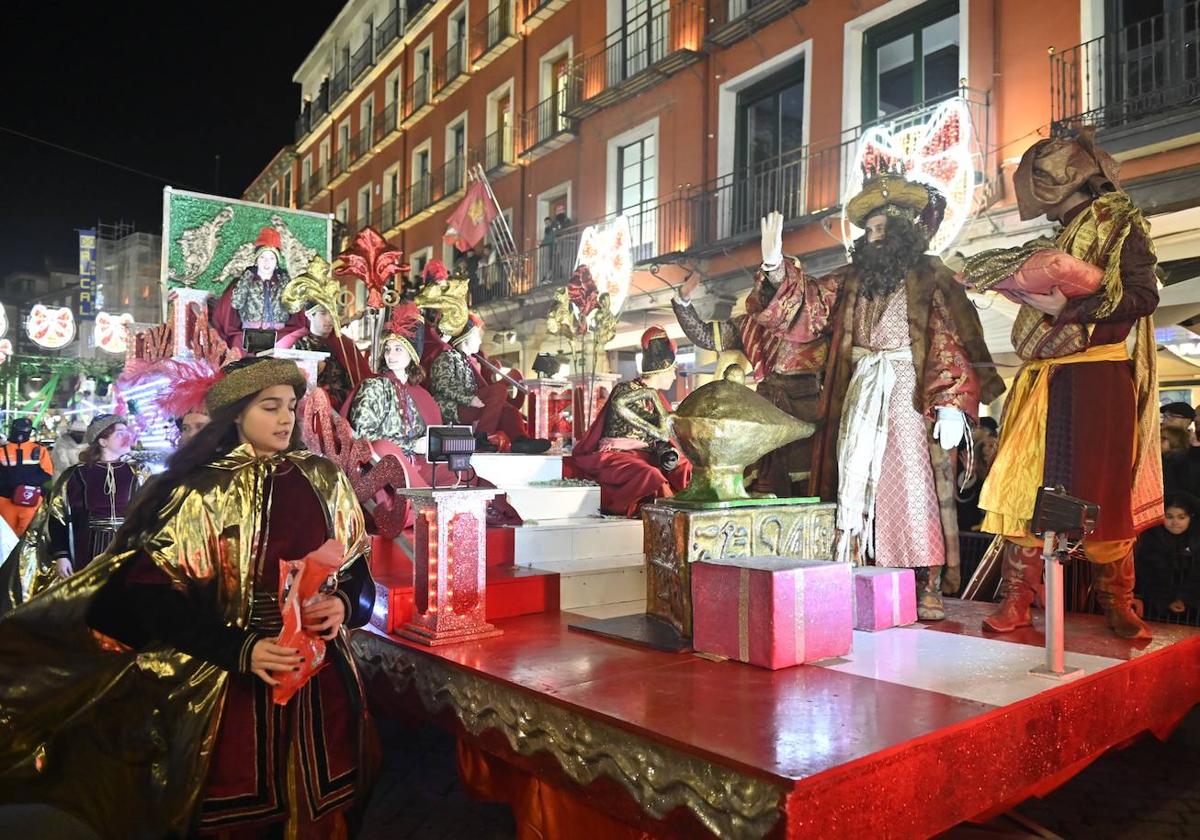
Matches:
[95,311,136,354]
[842,97,977,255]
[575,215,633,317]
[78,229,97,321]
[26,304,76,350]
[162,188,333,294]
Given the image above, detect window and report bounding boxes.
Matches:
[613,0,668,80]
[302,156,312,184]
[733,58,805,232]
[413,143,432,211]
[383,164,400,227]
[338,119,351,155]
[1099,0,1200,125]
[283,171,293,207]
[862,1,959,122]
[336,199,350,225]
[447,117,467,192]
[270,184,280,206]
[360,97,375,137]
[617,135,656,261]
[358,184,372,228]
[319,138,331,173]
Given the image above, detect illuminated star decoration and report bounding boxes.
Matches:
[334,227,409,309]
[842,97,976,255]
[575,215,633,317]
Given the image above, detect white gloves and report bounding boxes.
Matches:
[760,211,783,270]
[932,407,967,451]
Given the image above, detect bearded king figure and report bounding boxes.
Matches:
[964,129,1161,640]
[821,173,1005,620]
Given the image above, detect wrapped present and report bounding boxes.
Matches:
[853,567,918,631]
[692,557,853,670]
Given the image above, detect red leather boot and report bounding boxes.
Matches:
[1092,552,1152,641]
[982,541,1043,633]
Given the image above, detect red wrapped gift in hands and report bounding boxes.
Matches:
[273,538,347,705]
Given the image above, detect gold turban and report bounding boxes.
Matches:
[1014,127,1121,221]
[205,358,307,413]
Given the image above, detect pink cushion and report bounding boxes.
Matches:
[996,249,1104,299]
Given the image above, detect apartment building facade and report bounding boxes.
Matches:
[244,0,1200,372]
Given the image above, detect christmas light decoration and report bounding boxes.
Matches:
[96,311,136,354]
[842,97,977,255]
[25,305,76,349]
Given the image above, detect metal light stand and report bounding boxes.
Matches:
[1029,530,1085,681]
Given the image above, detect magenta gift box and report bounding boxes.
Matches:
[853,567,918,631]
[691,557,853,670]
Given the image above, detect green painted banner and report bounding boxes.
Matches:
[161,188,332,294]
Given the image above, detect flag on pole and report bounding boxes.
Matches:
[444,178,498,252]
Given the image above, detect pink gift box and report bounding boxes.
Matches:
[691,557,853,670]
[853,567,918,631]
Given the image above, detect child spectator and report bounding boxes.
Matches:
[1134,493,1200,620]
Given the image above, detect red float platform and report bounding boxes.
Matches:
[352,599,1200,839]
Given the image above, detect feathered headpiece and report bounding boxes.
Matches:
[423,259,449,284]
[380,301,423,363]
[119,358,222,420]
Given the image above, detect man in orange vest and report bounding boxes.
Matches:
[0,418,54,537]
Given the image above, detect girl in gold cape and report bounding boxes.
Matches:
[0,358,377,838]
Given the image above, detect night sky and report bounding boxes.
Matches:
[0,4,342,278]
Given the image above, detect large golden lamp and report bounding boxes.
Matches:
[670,366,815,503]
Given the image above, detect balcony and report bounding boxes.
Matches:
[398,156,469,225]
[306,164,330,203]
[481,126,515,173]
[705,0,809,49]
[376,6,405,55]
[375,198,402,236]
[1051,2,1200,153]
[328,145,351,189]
[521,0,568,33]
[294,84,333,142]
[351,38,374,82]
[519,87,579,159]
[435,40,468,97]
[477,93,994,306]
[472,0,516,70]
[372,100,402,150]
[349,125,373,171]
[403,74,432,126]
[330,65,350,104]
[563,2,705,121]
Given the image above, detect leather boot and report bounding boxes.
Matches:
[982,541,1043,633]
[914,566,945,621]
[1092,552,1152,641]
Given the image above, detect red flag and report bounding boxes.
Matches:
[444,179,498,252]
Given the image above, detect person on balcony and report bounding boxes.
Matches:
[570,327,691,517]
[278,301,372,413]
[672,211,839,498]
[211,227,305,351]
[964,128,1161,640]
[428,312,550,454]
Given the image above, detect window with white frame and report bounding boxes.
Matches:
[412,141,432,211]
[449,4,468,77]
[357,184,372,229]
[319,138,331,171]
[270,183,280,206]
[384,68,402,126]
[302,155,313,185]
[862,0,959,122]
[283,171,293,207]
[338,119,351,164]
[336,199,350,225]
[360,96,375,142]
[383,164,400,226]
[611,123,657,261]
[732,58,806,232]
[446,114,467,192]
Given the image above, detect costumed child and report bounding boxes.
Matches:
[0,357,377,838]
[1135,493,1200,620]
[47,414,147,578]
[346,302,442,473]
[570,327,692,516]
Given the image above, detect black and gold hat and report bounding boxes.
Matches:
[85,413,127,445]
[640,327,677,374]
[205,358,307,413]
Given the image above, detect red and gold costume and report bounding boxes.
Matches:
[570,328,692,516]
[966,129,1161,639]
[0,361,376,837]
[673,260,837,496]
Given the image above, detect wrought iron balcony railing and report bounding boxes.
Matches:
[330,65,350,102]
[475,0,512,58]
[373,100,401,146]
[351,125,372,164]
[404,74,429,120]
[482,126,514,171]
[399,156,467,221]
[564,2,704,118]
[519,85,579,152]
[435,40,467,91]
[705,0,808,48]
[351,38,374,81]
[376,6,404,54]
[1051,1,1200,134]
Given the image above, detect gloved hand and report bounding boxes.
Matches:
[932,407,966,451]
[760,211,783,270]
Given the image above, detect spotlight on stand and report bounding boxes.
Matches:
[532,353,559,379]
[425,425,476,486]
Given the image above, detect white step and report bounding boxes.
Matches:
[566,598,646,619]
[511,517,644,565]
[503,486,600,521]
[472,453,563,486]
[526,554,646,610]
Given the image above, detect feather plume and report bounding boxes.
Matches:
[640,325,675,353]
[387,301,423,340]
[119,358,221,418]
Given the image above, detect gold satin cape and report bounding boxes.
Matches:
[978,192,1163,556]
[0,446,367,839]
